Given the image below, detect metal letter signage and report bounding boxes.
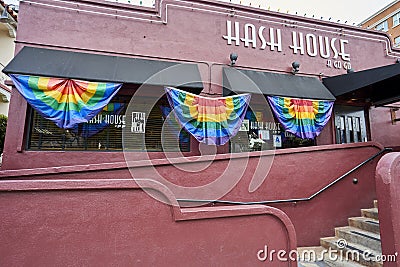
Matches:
[222,20,351,70]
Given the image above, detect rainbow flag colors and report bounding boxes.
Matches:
[165,87,251,145]
[267,96,334,139]
[10,74,122,129]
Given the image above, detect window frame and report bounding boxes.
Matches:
[25,88,193,153]
[393,12,400,28]
[395,36,400,47]
[376,20,388,32]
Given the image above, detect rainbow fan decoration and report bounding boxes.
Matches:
[10,74,122,129]
[267,96,334,139]
[165,87,251,145]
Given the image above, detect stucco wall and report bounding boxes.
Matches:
[370,106,400,149]
[0,183,297,266]
[0,23,14,116]
[0,142,384,247]
[0,102,9,116]
[0,1,395,257]
[0,24,14,83]
[3,0,400,170]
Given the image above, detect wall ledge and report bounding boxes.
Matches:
[0,142,384,178]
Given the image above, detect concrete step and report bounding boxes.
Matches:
[335,226,381,252]
[298,261,329,267]
[297,246,362,267]
[320,236,383,267]
[361,208,379,220]
[297,246,327,262]
[323,256,366,267]
[348,217,380,235]
[373,200,378,209]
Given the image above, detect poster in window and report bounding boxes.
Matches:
[273,134,282,147]
[255,112,263,122]
[131,112,146,133]
[239,119,250,132]
[259,130,270,140]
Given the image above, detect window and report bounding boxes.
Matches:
[395,36,400,47]
[229,101,315,153]
[393,12,400,27]
[334,105,367,144]
[376,21,388,31]
[27,91,191,152]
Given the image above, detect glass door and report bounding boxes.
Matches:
[334,106,367,144]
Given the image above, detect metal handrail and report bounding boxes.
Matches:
[177,147,392,205]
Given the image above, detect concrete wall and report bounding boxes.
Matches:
[370,107,400,149]
[0,180,297,266]
[14,0,399,75]
[0,24,14,82]
[0,142,384,248]
[0,102,9,116]
[3,0,400,169]
[375,152,400,267]
[0,22,14,116]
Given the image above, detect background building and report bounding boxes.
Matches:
[0,0,17,116]
[359,0,400,148]
[360,0,400,47]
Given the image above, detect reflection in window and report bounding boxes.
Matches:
[393,12,400,27]
[395,36,400,47]
[336,116,347,144]
[355,117,362,142]
[348,117,354,143]
[230,108,315,153]
[376,21,388,31]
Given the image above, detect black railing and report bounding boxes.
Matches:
[177,147,392,205]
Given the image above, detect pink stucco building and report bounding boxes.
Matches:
[0,0,399,266]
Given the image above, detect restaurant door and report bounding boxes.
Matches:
[334,105,367,144]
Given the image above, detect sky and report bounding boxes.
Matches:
[3,0,397,25]
[219,0,396,24]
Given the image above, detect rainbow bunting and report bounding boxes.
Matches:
[160,106,190,144]
[165,87,251,145]
[267,96,334,139]
[10,74,122,129]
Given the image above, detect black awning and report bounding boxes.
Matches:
[3,46,203,89]
[322,63,400,106]
[223,67,335,100]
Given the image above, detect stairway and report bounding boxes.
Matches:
[298,200,382,267]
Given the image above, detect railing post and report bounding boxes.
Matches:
[375,152,400,267]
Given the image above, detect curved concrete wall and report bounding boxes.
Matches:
[0,179,297,266]
[375,152,400,267]
[0,142,385,248]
